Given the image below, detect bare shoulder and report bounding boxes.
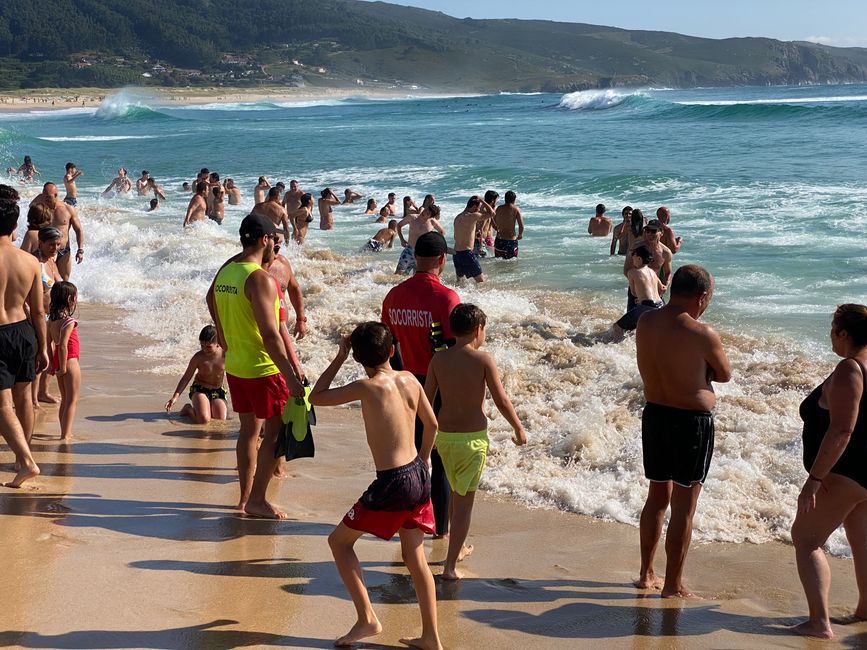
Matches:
[11,246,39,270]
[833,357,864,381]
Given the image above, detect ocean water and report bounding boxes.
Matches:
[3,84,866,555]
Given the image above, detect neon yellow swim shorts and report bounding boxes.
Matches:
[436,429,489,496]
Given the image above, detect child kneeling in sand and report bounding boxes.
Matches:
[165,325,228,424]
[310,322,442,649]
[424,303,527,580]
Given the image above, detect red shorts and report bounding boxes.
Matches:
[226,372,288,419]
[342,499,435,541]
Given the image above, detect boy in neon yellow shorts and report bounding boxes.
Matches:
[424,303,527,580]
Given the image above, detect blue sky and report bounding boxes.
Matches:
[364,1,867,48]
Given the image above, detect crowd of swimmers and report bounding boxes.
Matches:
[2,155,867,646]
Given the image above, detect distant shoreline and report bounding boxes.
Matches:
[0,85,473,113]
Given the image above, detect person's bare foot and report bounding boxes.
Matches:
[236,499,247,512]
[273,467,287,479]
[38,393,59,404]
[634,573,664,590]
[661,586,702,599]
[335,617,382,646]
[60,434,73,442]
[456,544,474,562]
[2,460,40,488]
[792,621,834,639]
[399,635,443,650]
[432,533,449,540]
[442,566,463,580]
[244,500,288,519]
[32,400,40,409]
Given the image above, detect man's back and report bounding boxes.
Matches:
[407,215,437,248]
[493,205,520,239]
[382,273,459,377]
[636,308,721,411]
[358,370,422,470]
[0,244,39,324]
[253,200,286,226]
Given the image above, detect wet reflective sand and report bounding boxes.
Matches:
[2,305,866,648]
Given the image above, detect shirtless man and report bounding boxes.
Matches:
[317,188,341,230]
[611,206,633,256]
[492,190,523,259]
[289,193,314,245]
[41,183,84,281]
[268,234,308,340]
[0,195,46,488]
[145,178,166,201]
[224,179,241,205]
[624,219,672,312]
[452,196,495,283]
[102,168,132,196]
[395,203,444,275]
[657,206,683,254]
[588,203,613,237]
[254,177,271,205]
[282,179,303,213]
[608,245,665,342]
[210,186,225,224]
[136,171,150,195]
[342,188,363,204]
[384,192,398,216]
[475,190,498,257]
[183,182,208,227]
[362,220,398,252]
[252,187,291,242]
[63,162,83,207]
[206,172,221,216]
[635,264,731,598]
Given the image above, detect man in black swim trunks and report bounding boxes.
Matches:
[0,192,46,488]
[634,264,731,598]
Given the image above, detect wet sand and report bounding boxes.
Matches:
[2,304,866,648]
[0,86,450,113]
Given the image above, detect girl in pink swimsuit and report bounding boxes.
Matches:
[48,281,81,441]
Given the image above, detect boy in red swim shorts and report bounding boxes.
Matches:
[310,322,442,650]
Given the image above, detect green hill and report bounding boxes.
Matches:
[1,0,866,90]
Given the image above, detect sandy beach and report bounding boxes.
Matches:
[0,304,864,648]
[0,85,452,112]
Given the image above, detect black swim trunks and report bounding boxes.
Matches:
[642,402,714,487]
[360,456,431,512]
[494,237,519,259]
[453,249,483,279]
[0,320,37,390]
[188,383,227,402]
[616,299,664,331]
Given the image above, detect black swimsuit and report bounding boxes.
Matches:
[801,360,867,488]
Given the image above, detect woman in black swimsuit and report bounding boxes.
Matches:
[792,304,867,640]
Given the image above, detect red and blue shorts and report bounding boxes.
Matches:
[342,456,436,540]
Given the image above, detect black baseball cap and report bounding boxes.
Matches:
[239,213,276,243]
[644,218,662,231]
[414,232,448,257]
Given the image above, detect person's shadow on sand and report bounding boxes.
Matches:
[87,411,168,423]
[0,618,387,649]
[0,493,334,542]
[462,599,802,639]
